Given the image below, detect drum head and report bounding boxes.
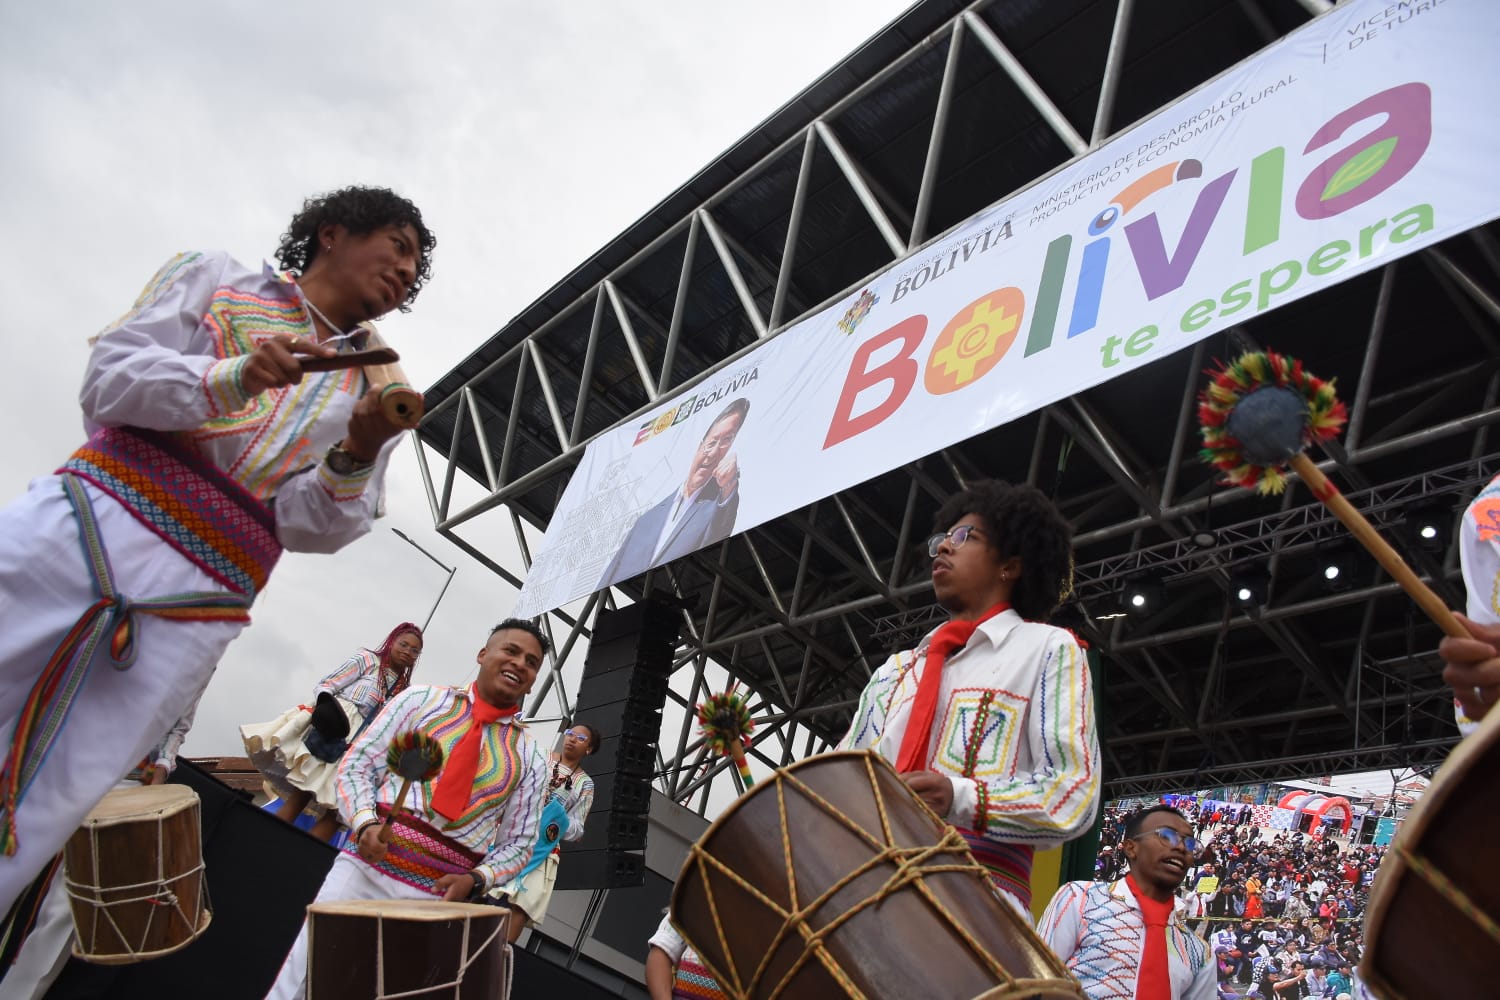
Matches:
[308,898,503,921]
[82,784,199,826]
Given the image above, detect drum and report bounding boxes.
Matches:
[671,750,1083,999]
[63,783,211,963]
[306,898,511,999]
[1361,704,1500,998]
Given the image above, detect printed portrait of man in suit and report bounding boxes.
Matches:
[599,397,749,587]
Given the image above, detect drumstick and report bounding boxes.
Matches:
[1199,350,1469,639]
[697,688,756,789]
[378,731,445,844]
[297,347,400,372]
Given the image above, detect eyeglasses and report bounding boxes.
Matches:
[926,523,984,558]
[564,728,591,743]
[1132,827,1202,855]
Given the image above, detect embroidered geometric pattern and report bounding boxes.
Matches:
[96,251,205,336]
[1038,880,1210,1000]
[58,426,281,599]
[356,806,485,894]
[340,686,541,889]
[935,686,1025,775]
[674,953,730,1000]
[961,830,1035,911]
[191,281,370,503]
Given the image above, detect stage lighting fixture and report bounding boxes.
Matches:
[1119,575,1165,615]
[1405,501,1452,554]
[1317,544,1356,592]
[1228,566,1271,609]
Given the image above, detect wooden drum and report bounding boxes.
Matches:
[1361,704,1500,998]
[672,750,1083,1000]
[306,899,511,999]
[63,783,211,963]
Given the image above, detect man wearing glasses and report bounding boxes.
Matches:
[1039,805,1216,999]
[837,480,1099,917]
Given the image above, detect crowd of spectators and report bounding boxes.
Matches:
[1095,803,1386,998]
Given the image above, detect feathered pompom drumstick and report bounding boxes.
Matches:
[378,730,446,844]
[1198,349,1467,637]
[697,688,755,789]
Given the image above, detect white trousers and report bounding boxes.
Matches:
[0,477,245,911]
[266,852,432,1000]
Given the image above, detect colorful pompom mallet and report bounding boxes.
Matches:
[379,730,446,843]
[697,688,755,789]
[1198,349,1467,638]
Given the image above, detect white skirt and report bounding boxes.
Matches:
[240,695,361,814]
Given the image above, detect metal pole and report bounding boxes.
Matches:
[392,528,459,631]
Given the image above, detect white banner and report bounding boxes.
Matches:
[515,0,1500,617]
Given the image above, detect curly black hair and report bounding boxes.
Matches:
[1124,803,1188,839]
[489,617,551,658]
[275,186,436,310]
[932,479,1075,621]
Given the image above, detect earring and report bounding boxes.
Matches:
[324,245,332,252]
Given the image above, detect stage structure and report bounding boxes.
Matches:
[415,0,1500,815]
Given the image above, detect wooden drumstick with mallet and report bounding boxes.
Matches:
[697,688,756,790]
[1198,349,1469,638]
[378,731,446,844]
[298,326,424,429]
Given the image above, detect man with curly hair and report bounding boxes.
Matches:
[0,186,436,910]
[837,479,1100,917]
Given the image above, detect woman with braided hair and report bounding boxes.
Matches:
[242,623,423,841]
[490,720,598,941]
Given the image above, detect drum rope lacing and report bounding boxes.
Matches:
[64,804,208,960]
[371,909,506,999]
[686,755,1078,1000]
[1391,844,1500,945]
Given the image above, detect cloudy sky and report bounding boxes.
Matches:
[0,1,913,760]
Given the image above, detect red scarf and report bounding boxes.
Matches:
[430,686,517,821]
[893,602,1008,773]
[1125,873,1173,1000]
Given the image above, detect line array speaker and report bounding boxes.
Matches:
[556,594,681,890]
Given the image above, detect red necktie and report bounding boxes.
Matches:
[430,686,516,821]
[1125,873,1173,1000]
[894,602,1008,773]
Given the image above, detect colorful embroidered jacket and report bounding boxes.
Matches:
[316,649,399,722]
[1037,878,1216,1000]
[337,684,548,894]
[77,251,395,556]
[1457,472,1500,735]
[837,609,1099,905]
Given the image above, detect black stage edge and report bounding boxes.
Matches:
[44,764,643,999]
[47,760,336,1000]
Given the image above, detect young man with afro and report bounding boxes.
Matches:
[838,479,1100,917]
[0,186,436,909]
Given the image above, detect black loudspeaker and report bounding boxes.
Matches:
[46,761,337,1000]
[557,595,680,891]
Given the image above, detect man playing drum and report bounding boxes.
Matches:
[0,186,436,912]
[1038,805,1216,999]
[267,619,551,999]
[837,479,1101,916]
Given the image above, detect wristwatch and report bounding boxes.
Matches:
[325,441,375,475]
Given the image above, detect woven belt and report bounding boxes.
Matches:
[0,474,251,855]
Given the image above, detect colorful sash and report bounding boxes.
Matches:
[59,426,282,600]
[0,473,252,854]
[356,805,485,894]
[675,949,730,1000]
[960,830,1035,912]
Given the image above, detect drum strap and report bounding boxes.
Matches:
[0,474,251,855]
